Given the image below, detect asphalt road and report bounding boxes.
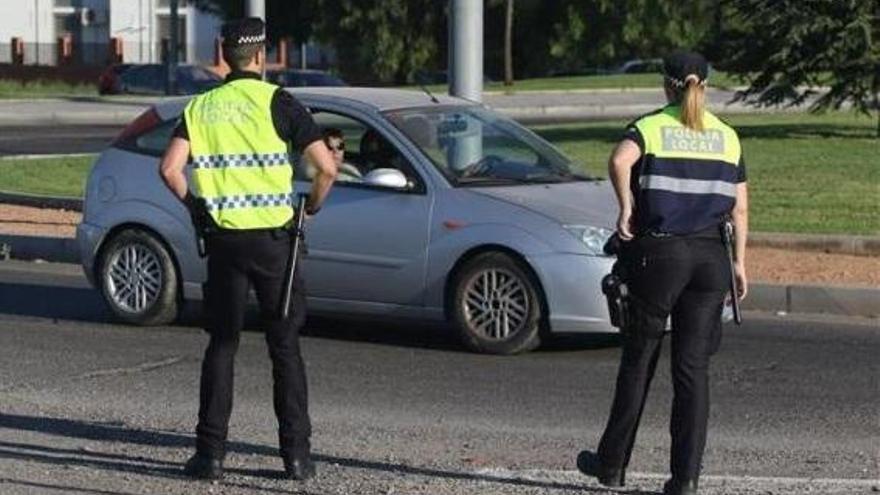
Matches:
[0,260,877,495]
[0,125,121,157]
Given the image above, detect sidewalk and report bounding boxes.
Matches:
[0,88,810,127]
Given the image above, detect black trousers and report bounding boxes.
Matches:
[597,234,728,482]
[196,229,310,460]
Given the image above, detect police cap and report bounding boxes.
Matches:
[663,51,708,88]
[221,17,266,47]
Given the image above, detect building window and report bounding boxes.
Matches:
[158,0,189,7]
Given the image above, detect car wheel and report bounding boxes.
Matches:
[98,229,178,326]
[452,252,543,355]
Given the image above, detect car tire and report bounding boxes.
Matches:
[451,252,543,355]
[98,229,179,326]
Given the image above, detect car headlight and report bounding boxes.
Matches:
[562,225,614,256]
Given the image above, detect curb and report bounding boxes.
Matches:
[0,233,877,320]
[749,232,879,257]
[0,234,79,264]
[0,191,82,211]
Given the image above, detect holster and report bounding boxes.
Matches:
[601,232,667,337]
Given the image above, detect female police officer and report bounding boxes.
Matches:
[576,51,748,495]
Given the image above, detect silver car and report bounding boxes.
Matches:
[77,88,617,354]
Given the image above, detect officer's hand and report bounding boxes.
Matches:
[617,209,634,241]
[734,263,748,300]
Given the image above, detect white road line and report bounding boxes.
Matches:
[472,467,880,487]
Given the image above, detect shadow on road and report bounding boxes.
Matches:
[0,412,655,494]
[0,282,111,322]
[0,280,620,355]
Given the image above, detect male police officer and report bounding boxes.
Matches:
[159,18,337,481]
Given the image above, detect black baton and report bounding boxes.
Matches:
[280,194,309,320]
[722,221,742,325]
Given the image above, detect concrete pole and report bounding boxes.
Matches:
[246,0,266,80]
[449,0,483,103]
[165,0,178,95]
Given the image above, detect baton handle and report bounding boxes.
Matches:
[280,194,309,320]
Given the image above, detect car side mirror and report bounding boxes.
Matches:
[362,168,411,190]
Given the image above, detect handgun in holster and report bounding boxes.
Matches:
[184,193,216,258]
[601,232,631,331]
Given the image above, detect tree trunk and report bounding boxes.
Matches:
[504,0,514,86]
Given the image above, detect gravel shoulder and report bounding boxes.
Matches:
[1,204,878,287]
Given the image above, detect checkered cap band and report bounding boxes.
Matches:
[192,152,290,170]
[237,34,265,45]
[204,193,293,212]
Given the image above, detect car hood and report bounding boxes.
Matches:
[467,180,617,228]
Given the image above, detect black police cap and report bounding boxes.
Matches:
[663,50,708,88]
[221,17,265,47]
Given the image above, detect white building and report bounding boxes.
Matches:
[0,0,223,65]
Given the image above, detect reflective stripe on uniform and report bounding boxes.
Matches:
[192,152,291,170]
[204,193,293,211]
[639,175,736,198]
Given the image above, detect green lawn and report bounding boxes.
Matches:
[0,155,94,197]
[0,79,97,99]
[533,112,880,235]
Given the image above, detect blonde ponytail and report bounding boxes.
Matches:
[680,74,705,132]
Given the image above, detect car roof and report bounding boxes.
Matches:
[153,87,476,120]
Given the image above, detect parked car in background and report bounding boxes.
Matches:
[266,69,347,87]
[98,63,135,95]
[76,88,617,355]
[612,58,663,74]
[99,64,221,95]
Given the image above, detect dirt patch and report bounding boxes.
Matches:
[1,204,877,288]
[0,204,78,238]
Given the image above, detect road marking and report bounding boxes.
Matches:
[472,467,880,487]
[75,356,187,379]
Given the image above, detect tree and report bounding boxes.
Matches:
[504,0,514,86]
[193,0,318,46]
[547,0,716,72]
[718,0,879,136]
[312,0,446,84]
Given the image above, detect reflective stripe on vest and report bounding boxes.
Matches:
[633,106,742,235]
[185,79,293,229]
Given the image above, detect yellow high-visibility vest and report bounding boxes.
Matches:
[185,78,293,229]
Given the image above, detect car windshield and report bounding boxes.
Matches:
[384,105,591,186]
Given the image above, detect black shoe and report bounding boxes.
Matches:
[284,455,316,481]
[663,478,698,495]
[183,452,224,480]
[575,450,624,487]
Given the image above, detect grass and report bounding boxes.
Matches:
[533,112,880,235]
[410,71,741,93]
[0,155,94,197]
[0,79,97,99]
[0,112,876,235]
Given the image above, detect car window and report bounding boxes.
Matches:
[297,111,423,192]
[132,119,177,156]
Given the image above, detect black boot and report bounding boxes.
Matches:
[663,478,698,495]
[183,452,224,480]
[575,450,625,487]
[284,453,316,481]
